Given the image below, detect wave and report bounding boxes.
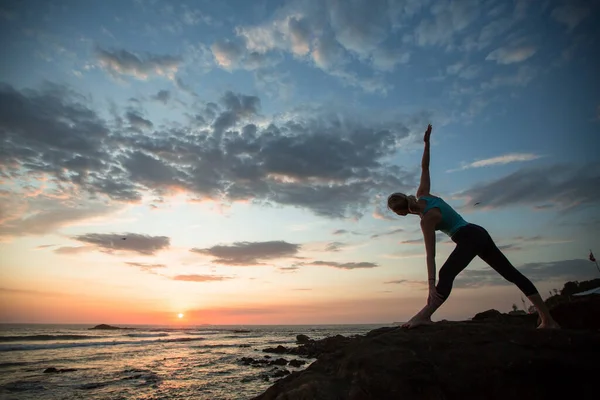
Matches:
[0,334,94,342]
[124,333,169,338]
[0,337,204,352]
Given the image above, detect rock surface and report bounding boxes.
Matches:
[252,304,600,400]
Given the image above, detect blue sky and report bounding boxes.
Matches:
[0,0,599,324]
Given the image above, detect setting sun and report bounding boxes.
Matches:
[178,313,184,319]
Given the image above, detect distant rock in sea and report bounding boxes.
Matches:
[88,324,135,330]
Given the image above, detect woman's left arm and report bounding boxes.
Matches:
[420,212,440,286]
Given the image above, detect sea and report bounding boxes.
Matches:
[0,323,389,400]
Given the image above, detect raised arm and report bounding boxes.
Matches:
[416,124,432,198]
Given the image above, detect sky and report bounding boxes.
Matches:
[0,0,599,325]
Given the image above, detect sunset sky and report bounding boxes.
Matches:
[1,0,599,325]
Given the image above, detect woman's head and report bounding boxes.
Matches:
[387,193,417,216]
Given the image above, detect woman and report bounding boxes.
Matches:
[388,124,559,329]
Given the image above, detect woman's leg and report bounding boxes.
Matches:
[403,243,477,328]
[477,229,560,329]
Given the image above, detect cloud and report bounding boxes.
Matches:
[371,228,404,239]
[171,274,231,282]
[0,193,121,238]
[0,287,65,297]
[72,233,170,255]
[414,0,480,47]
[305,261,378,269]
[211,38,246,68]
[0,83,140,203]
[191,241,301,265]
[551,5,591,31]
[95,46,181,80]
[454,162,600,210]
[151,90,171,104]
[495,235,574,253]
[325,241,346,252]
[486,44,537,64]
[454,258,596,288]
[125,262,166,273]
[54,246,95,254]
[448,153,543,172]
[1,83,419,222]
[370,47,410,71]
[399,234,444,245]
[481,65,537,90]
[383,279,425,288]
[328,0,389,58]
[126,111,153,131]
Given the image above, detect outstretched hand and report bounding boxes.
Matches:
[424,124,432,143]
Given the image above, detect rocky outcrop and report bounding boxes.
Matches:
[252,301,600,400]
[88,324,134,330]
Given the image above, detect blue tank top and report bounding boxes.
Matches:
[419,195,469,237]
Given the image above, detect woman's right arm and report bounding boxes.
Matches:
[416,124,432,198]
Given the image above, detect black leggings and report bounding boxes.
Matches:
[436,223,538,300]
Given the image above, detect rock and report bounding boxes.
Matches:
[43,367,77,374]
[262,345,288,354]
[89,324,133,330]
[549,295,600,330]
[508,310,527,316]
[269,358,288,366]
[296,334,311,344]
[288,359,306,368]
[471,309,502,321]
[251,321,600,400]
[271,369,290,378]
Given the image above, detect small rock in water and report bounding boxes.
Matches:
[44,367,58,373]
[288,359,306,368]
[296,334,311,344]
[262,345,287,354]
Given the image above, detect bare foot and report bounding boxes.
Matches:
[537,321,561,329]
[402,316,433,329]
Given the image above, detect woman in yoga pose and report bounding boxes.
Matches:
[388,124,559,329]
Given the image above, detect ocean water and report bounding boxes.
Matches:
[0,323,388,400]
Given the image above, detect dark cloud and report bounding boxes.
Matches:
[151,90,171,104]
[454,258,596,289]
[0,83,140,203]
[383,279,425,287]
[191,241,300,265]
[126,111,153,131]
[278,266,300,272]
[95,46,181,80]
[72,233,170,255]
[456,163,600,210]
[1,82,419,224]
[306,261,378,269]
[171,274,231,282]
[125,262,166,273]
